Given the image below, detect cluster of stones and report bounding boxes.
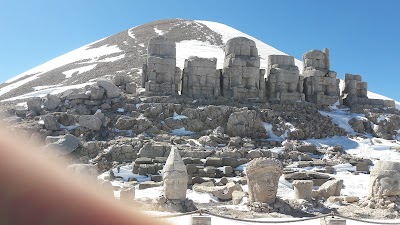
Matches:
[141,35,395,108]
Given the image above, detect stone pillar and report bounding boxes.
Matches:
[293,180,313,200]
[369,161,400,197]
[246,158,283,204]
[162,146,188,200]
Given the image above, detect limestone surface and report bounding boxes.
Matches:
[246,158,283,204]
[369,161,400,197]
[162,146,188,201]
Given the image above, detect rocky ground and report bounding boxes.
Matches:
[1,75,400,220]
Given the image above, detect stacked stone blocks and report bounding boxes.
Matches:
[142,36,181,95]
[182,56,219,99]
[222,37,265,100]
[266,55,305,102]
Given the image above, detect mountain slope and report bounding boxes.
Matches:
[1,18,399,109]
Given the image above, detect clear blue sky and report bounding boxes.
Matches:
[1,0,399,101]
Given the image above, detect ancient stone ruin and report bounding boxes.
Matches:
[141,36,181,95]
[221,37,265,100]
[246,158,283,204]
[369,160,400,197]
[266,55,304,102]
[141,35,394,108]
[342,74,395,108]
[181,56,219,99]
[302,48,340,105]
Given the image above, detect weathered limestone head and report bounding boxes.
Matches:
[302,48,330,70]
[224,37,258,57]
[268,55,296,68]
[147,35,176,58]
[246,158,283,204]
[184,56,217,68]
[162,146,188,201]
[369,161,400,197]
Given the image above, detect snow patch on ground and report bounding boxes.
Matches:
[170,127,194,136]
[1,42,121,97]
[154,27,164,35]
[319,108,366,134]
[2,82,95,102]
[195,20,303,69]
[176,40,223,69]
[62,64,97,78]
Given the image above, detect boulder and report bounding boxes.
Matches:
[115,116,136,130]
[88,85,105,100]
[43,134,80,155]
[27,97,42,113]
[97,80,121,98]
[78,114,102,130]
[226,110,266,138]
[43,114,60,131]
[44,94,61,110]
[126,82,137,94]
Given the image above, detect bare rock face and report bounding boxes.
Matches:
[226,109,266,138]
[162,147,188,201]
[246,158,283,204]
[369,161,400,197]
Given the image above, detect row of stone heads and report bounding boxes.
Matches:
[146,35,330,70]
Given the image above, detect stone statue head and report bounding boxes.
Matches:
[369,161,400,197]
[246,158,283,204]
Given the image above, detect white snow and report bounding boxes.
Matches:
[62,64,97,78]
[2,82,95,102]
[172,112,187,120]
[368,91,400,110]
[154,27,164,35]
[176,40,223,69]
[170,127,194,136]
[319,108,366,134]
[195,20,303,69]
[0,42,121,97]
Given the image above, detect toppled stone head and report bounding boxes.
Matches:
[246,158,283,204]
[369,161,400,197]
[162,146,188,201]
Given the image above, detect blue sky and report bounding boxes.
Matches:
[1,0,399,101]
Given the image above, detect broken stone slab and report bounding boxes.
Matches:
[78,112,104,130]
[138,181,162,190]
[312,179,343,198]
[125,82,136,94]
